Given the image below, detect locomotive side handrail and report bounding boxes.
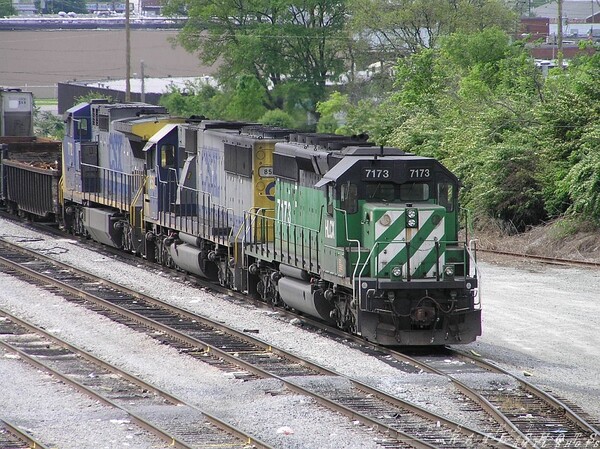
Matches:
[244,209,320,272]
[153,165,235,246]
[80,162,143,211]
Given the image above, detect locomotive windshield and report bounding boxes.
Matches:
[366,182,430,202]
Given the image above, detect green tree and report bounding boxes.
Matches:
[223,75,267,120]
[159,81,220,118]
[532,50,600,219]
[163,0,349,114]
[349,0,518,56]
[34,110,64,140]
[350,29,550,229]
[0,0,16,16]
[260,109,295,128]
[316,91,350,133]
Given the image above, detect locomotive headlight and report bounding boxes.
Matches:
[391,266,403,278]
[443,265,455,278]
[379,213,392,226]
[406,208,418,228]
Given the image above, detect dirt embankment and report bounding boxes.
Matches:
[474,218,600,264]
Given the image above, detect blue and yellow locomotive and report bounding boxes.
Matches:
[57,101,481,345]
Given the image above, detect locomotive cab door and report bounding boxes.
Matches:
[142,124,180,215]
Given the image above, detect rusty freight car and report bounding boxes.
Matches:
[0,136,62,220]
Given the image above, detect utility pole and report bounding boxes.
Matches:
[140,60,145,103]
[125,0,131,102]
[557,0,564,69]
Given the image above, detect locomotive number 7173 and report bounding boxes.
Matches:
[409,168,430,179]
[363,168,391,179]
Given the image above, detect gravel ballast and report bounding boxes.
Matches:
[1,217,599,446]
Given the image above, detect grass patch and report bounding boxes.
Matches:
[35,99,58,106]
[548,216,599,240]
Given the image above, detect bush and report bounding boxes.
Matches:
[34,110,64,140]
[260,109,295,128]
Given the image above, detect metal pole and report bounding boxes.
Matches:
[591,0,594,37]
[141,60,145,103]
[125,0,131,102]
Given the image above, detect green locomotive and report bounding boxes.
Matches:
[245,134,481,345]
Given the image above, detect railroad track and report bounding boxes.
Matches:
[269,306,600,448]
[0,419,49,449]
[0,307,272,449]
[477,248,600,269]
[0,236,519,449]
[1,219,598,448]
[400,349,600,448]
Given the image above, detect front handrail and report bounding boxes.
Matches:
[467,239,481,308]
[129,175,146,229]
[237,207,271,266]
[356,239,477,305]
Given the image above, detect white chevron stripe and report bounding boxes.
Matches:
[375,209,446,277]
[375,210,405,273]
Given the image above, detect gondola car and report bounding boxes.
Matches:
[1,88,61,220]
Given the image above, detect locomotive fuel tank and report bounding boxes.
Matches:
[166,237,219,280]
[276,264,335,322]
[81,207,124,248]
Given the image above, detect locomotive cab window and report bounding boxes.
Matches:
[341,182,358,214]
[75,118,89,140]
[437,181,455,212]
[366,182,429,202]
[367,183,395,202]
[160,144,175,168]
[327,184,335,215]
[399,182,429,201]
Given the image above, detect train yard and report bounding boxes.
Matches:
[0,216,599,448]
